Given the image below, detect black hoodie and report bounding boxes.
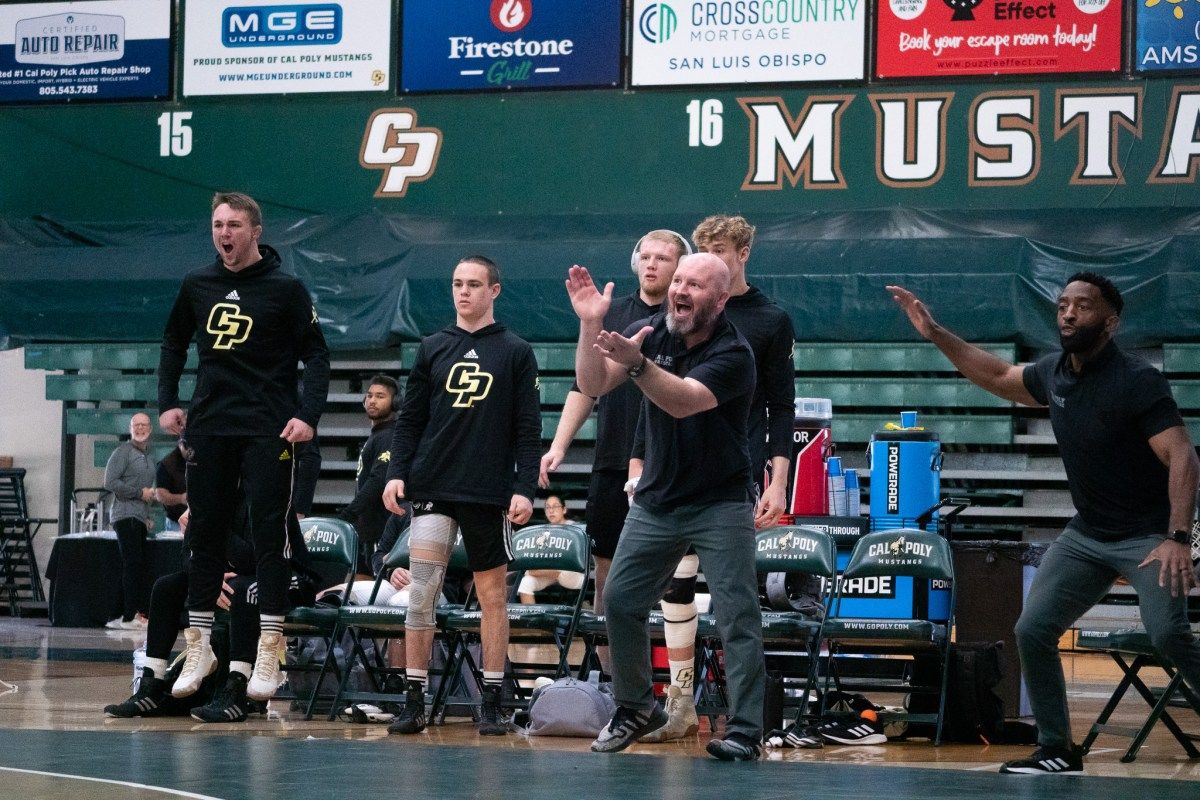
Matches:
[386,322,541,506]
[724,286,795,469]
[158,244,330,437]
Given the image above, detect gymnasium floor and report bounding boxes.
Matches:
[0,618,1197,799]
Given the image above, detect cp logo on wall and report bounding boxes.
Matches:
[359,108,443,197]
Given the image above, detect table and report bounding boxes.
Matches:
[45,532,184,627]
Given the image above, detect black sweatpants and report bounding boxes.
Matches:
[146,570,189,661]
[114,517,150,620]
[186,435,295,616]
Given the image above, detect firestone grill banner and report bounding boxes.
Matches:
[875,0,1122,78]
[1136,0,1200,73]
[182,0,392,96]
[630,0,865,86]
[0,0,170,103]
[401,0,622,92]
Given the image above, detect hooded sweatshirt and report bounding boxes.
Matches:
[386,322,541,506]
[724,286,796,470]
[158,244,330,437]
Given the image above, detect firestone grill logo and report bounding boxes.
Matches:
[490,0,532,33]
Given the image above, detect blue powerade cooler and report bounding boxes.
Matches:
[859,420,949,621]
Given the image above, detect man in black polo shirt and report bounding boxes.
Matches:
[569,253,765,761]
[890,273,1200,775]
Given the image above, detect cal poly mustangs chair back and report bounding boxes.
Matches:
[282,517,360,718]
[440,523,592,711]
[822,528,956,745]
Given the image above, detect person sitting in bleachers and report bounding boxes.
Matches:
[516,496,586,604]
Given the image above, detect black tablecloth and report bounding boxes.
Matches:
[45,533,184,627]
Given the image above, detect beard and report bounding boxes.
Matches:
[1059,319,1108,353]
[666,297,720,338]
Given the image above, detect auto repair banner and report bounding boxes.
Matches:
[401,0,621,92]
[182,0,392,96]
[876,0,1122,78]
[0,0,170,104]
[630,0,866,86]
[1135,0,1200,73]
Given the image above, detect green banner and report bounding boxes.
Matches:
[2,79,1198,220]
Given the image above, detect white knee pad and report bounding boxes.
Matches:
[406,557,445,630]
[518,573,555,595]
[663,601,699,648]
[557,570,586,591]
[673,553,700,580]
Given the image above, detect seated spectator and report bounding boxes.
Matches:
[517,495,586,604]
[155,437,188,532]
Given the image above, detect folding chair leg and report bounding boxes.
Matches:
[1082,653,1141,754]
[306,624,344,721]
[1123,668,1200,762]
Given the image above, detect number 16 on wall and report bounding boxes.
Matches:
[157,111,194,157]
[686,99,723,147]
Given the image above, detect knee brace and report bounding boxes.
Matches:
[405,557,445,631]
[409,513,458,562]
[662,554,700,605]
[518,573,554,596]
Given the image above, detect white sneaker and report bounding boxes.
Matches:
[171,627,217,698]
[247,631,284,701]
[640,685,700,742]
[105,618,126,630]
[123,616,148,630]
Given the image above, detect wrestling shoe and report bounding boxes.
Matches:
[640,685,699,742]
[192,672,251,723]
[478,684,508,736]
[816,714,887,745]
[246,631,284,701]
[1000,745,1084,775]
[171,627,217,698]
[706,732,763,761]
[387,683,428,734]
[590,704,669,753]
[105,668,171,718]
[765,722,824,749]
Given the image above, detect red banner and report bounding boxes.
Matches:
[876,0,1123,78]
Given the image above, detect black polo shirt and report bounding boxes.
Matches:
[630,311,756,514]
[1023,341,1183,541]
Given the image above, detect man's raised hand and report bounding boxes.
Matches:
[566,265,613,324]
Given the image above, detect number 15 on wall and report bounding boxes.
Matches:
[157,112,194,158]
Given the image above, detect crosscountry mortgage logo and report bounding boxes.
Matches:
[221,4,343,48]
[638,3,678,43]
[359,108,443,197]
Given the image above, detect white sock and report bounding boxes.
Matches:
[144,657,169,678]
[230,661,253,679]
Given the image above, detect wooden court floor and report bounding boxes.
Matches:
[0,618,1198,800]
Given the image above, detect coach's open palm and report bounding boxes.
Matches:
[566,265,612,323]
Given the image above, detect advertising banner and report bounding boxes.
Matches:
[182,0,392,96]
[630,0,865,85]
[0,0,169,103]
[1135,0,1200,73]
[875,0,1122,78]
[400,0,621,92]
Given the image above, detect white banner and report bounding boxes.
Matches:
[182,0,392,96]
[630,0,865,86]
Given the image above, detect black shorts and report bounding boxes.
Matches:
[585,469,631,560]
[411,499,512,573]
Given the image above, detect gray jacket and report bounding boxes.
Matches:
[103,441,156,525]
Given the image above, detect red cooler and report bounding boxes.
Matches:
[789,398,832,516]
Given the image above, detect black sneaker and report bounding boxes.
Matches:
[387,683,427,735]
[1000,745,1084,775]
[706,732,763,761]
[478,684,508,736]
[105,668,171,718]
[766,722,823,749]
[590,704,669,753]
[816,716,887,745]
[191,673,251,723]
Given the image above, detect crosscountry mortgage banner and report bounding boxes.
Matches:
[0,0,169,103]
[182,0,392,96]
[1135,0,1200,73]
[630,0,865,86]
[876,0,1121,78]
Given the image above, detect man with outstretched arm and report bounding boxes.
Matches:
[889,273,1200,775]
[570,253,765,761]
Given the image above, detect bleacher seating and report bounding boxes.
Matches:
[24,338,1200,535]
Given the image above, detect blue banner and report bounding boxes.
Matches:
[401,0,621,92]
[1136,0,1200,73]
[0,1,171,104]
